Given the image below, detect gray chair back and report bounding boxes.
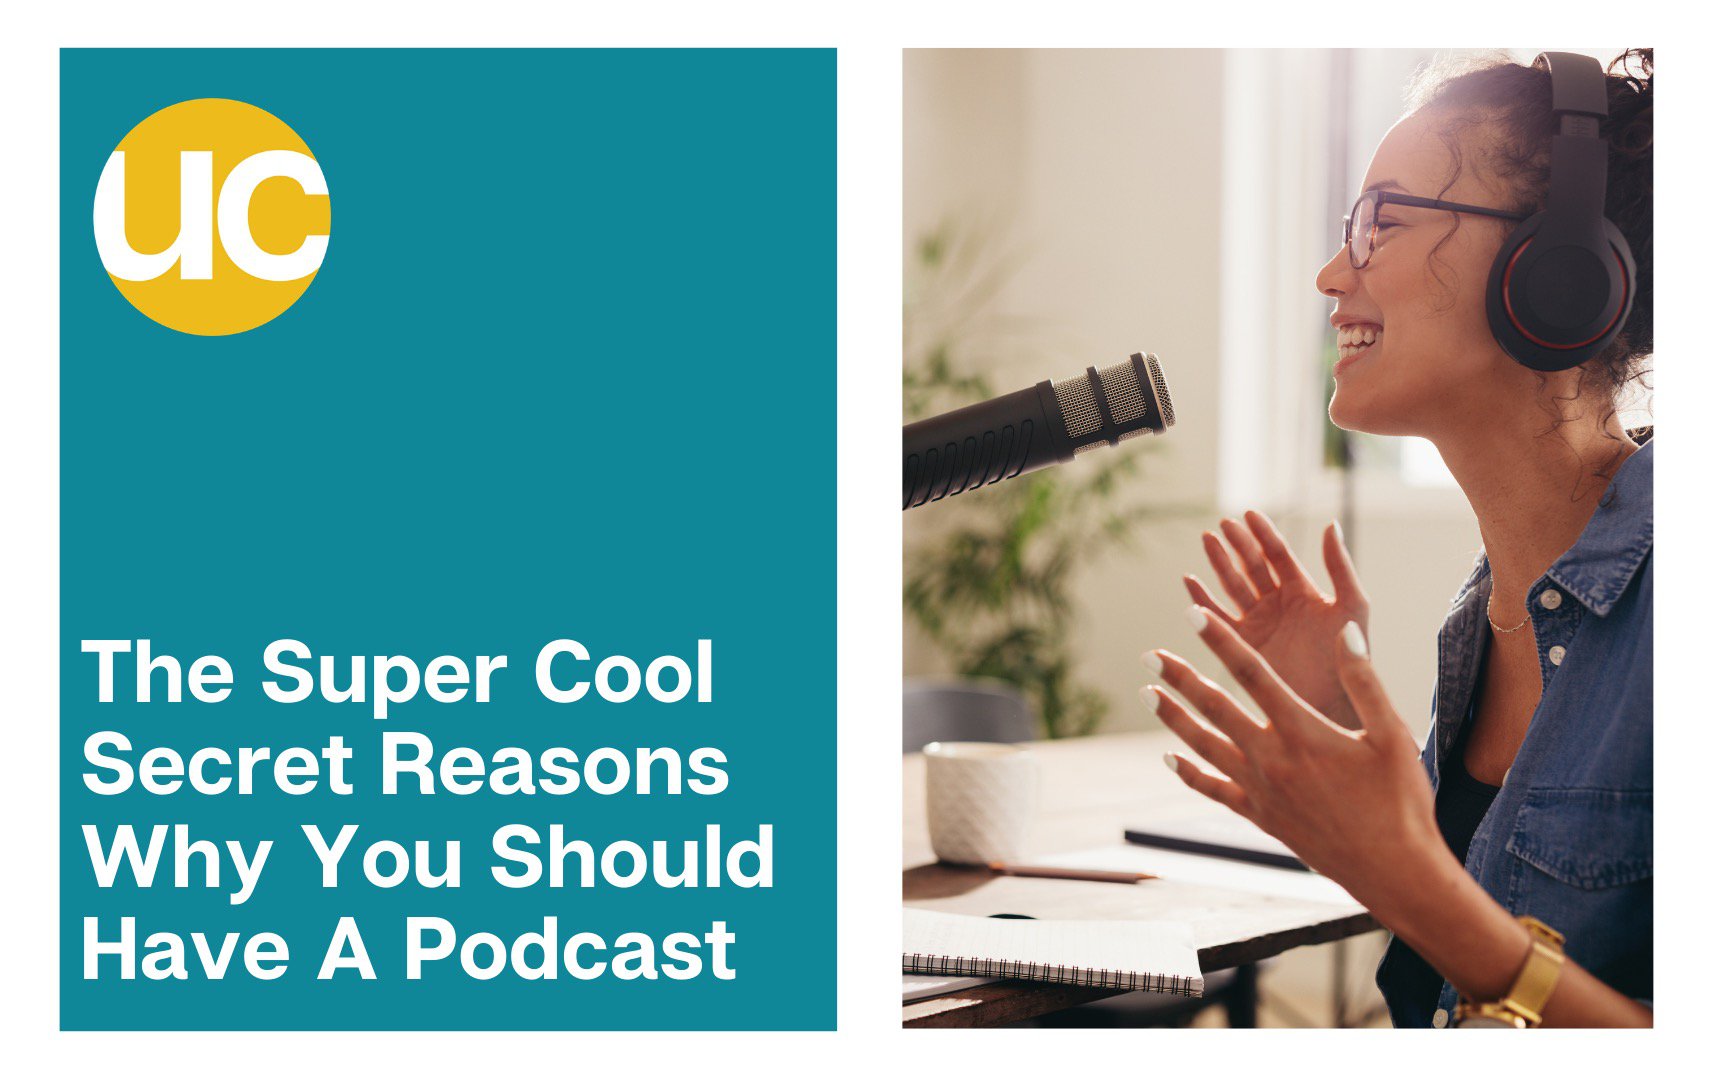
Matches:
[903,678,1036,753]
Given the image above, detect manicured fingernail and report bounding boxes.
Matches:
[1342,620,1368,657]
[1140,650,1163,678]
[1331,519,1344,544]
[1162,753,1180,774]
[1185,605,1208,631]
[1139,685,1164,714]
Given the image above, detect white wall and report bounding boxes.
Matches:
[905,49,1481,739]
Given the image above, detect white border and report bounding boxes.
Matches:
[1,2,1702,1074]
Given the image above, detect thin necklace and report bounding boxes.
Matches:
[1487,594,1531,634]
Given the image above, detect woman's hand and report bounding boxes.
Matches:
[1144,611,1654,1027]
[1183,511,1367,729]
[1143,608,1442,913]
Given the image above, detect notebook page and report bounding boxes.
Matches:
[902,909,1203,994]
[902,974,998,1002]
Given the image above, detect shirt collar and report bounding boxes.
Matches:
[1543,438,1654,617]
[1449,438,1653,620]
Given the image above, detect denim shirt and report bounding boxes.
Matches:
[1376,439,1653,1027]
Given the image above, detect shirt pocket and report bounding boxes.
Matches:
[1502,787,1653,1000]
[1506,787,1652,890]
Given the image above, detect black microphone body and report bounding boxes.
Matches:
[903,352,1175,510]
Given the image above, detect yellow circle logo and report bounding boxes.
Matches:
[93,98,331,336]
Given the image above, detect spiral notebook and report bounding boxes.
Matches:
[902,908,1203,996]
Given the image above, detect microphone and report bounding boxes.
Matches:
[903,352,1175,510]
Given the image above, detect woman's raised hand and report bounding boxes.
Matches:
[1144,612,1441,909]
[1182,510,1368,729]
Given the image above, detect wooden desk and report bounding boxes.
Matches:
[903,731,1378,1028]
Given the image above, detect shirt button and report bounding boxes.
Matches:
[1548,645,1567,666]
[1432,1008,1450,1028]
[1539,589,1563,610]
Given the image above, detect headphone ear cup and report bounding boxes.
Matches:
[1488,210,1633,372]
[1600,215,1639,335]
[1487,213,1552,367]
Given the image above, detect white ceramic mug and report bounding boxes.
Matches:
[923,741,1038,866]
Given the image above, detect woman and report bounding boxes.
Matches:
[1142,51,1652,1027]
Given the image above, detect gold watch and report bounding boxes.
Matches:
[1452,916,1567,1028]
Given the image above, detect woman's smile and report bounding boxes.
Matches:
[1334,321,1384,376]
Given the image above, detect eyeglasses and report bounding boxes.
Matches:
[1343,190,1529,269]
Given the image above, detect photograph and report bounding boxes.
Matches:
[902,47,1652,1028]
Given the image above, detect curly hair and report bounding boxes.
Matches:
[1406,50,1653,442]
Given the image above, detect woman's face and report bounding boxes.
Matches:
[1315,109,1540,439]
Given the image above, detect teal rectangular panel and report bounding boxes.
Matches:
[60,48,835,1030]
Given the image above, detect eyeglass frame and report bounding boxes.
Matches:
[1343,190,1530,269]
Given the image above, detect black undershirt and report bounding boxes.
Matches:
[1385,681,1502,1017]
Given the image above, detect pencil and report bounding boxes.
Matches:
[986,862,1158,884]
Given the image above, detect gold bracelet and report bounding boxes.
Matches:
[1451,916,1566,1029]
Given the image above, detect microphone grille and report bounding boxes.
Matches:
[1052,373,1104,440]
[1052,353,1176,450]
[1143,352,1176,429]
[1100,360,1149,425]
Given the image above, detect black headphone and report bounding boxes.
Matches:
[1485,51,1637,372]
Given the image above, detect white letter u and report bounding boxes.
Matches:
[93,150,214,281]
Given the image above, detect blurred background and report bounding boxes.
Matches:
[903,47,1643,1026]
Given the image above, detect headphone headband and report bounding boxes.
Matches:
[1540,52,1609,225]
[1541,51,1608,118]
